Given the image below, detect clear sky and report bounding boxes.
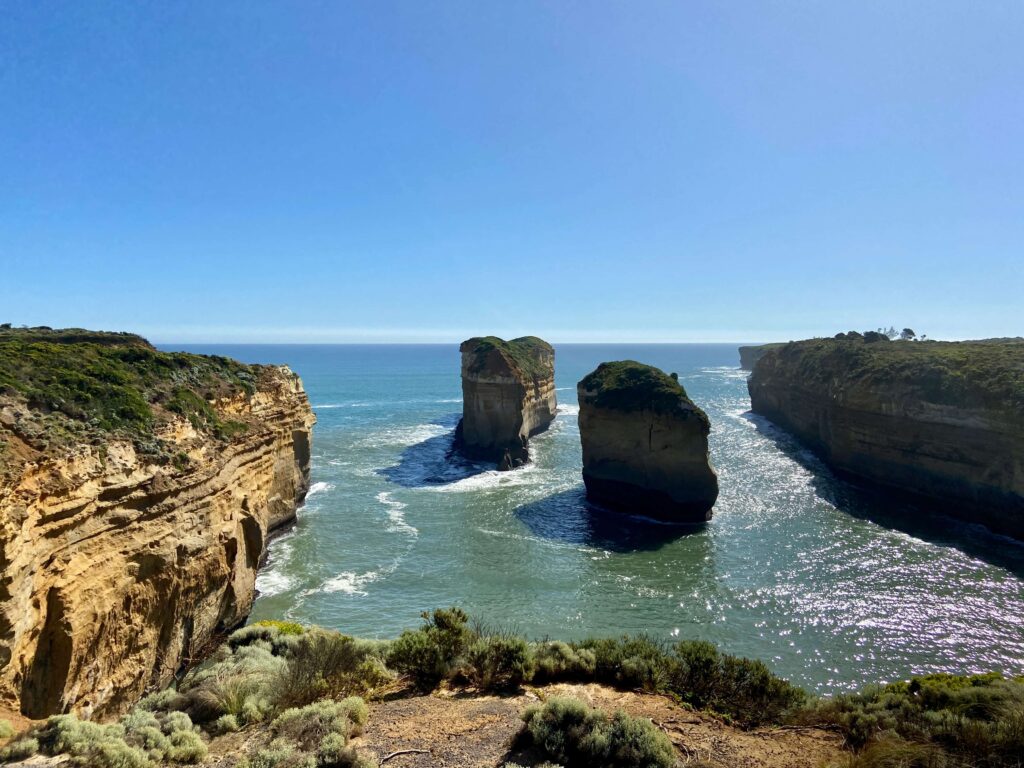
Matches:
[2,2,1021,343]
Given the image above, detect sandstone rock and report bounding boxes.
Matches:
[0,333,314,718]
[739,344,784,371]
[747,336,1024,538]
[456,336,556,469]
[577,361,718,522]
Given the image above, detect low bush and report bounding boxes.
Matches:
[521,696,676,768]
[238,698,373,768]
[671,640,806,726]
[532,641,596,683]
[387,608,472,691]
[807,673,1024,768]
[0,719,14,739]
[275,630,394,707]
[0,736,39,761]
[467,635,535,691]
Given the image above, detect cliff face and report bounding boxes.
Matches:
[457,336,556,469]
[748,337,1024,538]
[739,344,783,371]
[0,329,315,718]
[578,362,718,522]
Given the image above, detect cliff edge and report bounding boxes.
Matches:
[0,327,315,718]
[748,335,1024,538]
[577,361,719,522]
[456,336,556,470]
[739,343,784,371]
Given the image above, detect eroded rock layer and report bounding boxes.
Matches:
[578,361,719,522]
[457,336,556,470]
[0,329,314,717]
[748,336,1024,538]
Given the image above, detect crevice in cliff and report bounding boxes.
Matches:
[21,587,72,717]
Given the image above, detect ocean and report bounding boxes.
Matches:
[166,343,1024,694]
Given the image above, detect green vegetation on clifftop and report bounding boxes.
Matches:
[757,336,1024,412]
[464,335,554,380]
[0,326,267,468]
[578,360,707,421]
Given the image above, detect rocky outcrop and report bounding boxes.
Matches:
[739,344,783,371]
[748,336,1024,538]
[577,361,719,522]
[456,336,556,470]
[0,329,314,718]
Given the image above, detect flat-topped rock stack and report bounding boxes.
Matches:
[577,361,719,522]
[456,336,557,470]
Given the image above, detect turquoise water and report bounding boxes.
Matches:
[170,344,1024,694]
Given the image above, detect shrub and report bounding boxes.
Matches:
[275,630,389,707]
[533,641,596,683]
[137,688,187,712]
[671,640,807,726]
[0,719,14,739]
[0,736,39,761]
[126,725,171,760]
[387,607,473,692]
[808,673,1024,768]
[240,738,316,768]
[468,635,535,691]
[212,714,240,734]
[179,640,286,723]
[166,729,208,763]
[271,697,366,751]
[86,740,153,768]
[253,619,306,636]
[521,697,675,768]
[578,636,673,691]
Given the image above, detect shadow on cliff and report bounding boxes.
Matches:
[515,488,702,553]
[378,413,493,487]
[743,412,1024,578]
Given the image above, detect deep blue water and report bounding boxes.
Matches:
[166,343,1024,693]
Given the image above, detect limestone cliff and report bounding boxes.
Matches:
[0,328,315,718]
[739,344,783,371]
[748,336,1024,538]
[456,336,556,470]
[577,361,719,522]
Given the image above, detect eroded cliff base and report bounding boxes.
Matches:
[582,474,715,523]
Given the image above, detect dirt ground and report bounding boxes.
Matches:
[2,684,845,767]
[352,683,844,768]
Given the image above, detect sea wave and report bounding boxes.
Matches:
[318,570,380,595]
[377,491,418,537]
[427,463,541,493]
[557,403,580,416]
[356,423,450,449]
[306,481,334,498]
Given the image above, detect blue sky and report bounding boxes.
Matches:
[2,2,1021,343]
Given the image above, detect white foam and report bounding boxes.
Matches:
[377,491,418,537]
[427,463,541,493]
[256,537,295,597]
[306,481,334,498]
[318,570,380,595]
[557,403,580,416]
[356,423,449,449]
[256,567,295,597]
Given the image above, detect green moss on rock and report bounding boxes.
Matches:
[464,336,553,380]
[578,360,706,420]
